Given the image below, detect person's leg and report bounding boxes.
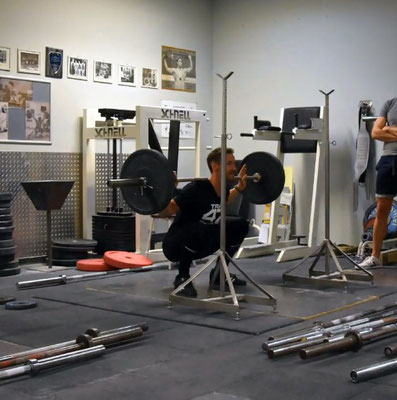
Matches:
[372,197,393,259]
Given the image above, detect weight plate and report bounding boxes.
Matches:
[0,201,12,208]
[51,238,97,248]
[0,266,21,277]
[0,220,12,227]
[0,295,16,305]
[97,211,134,217]
[77,258,116,272]
[0,232,13,241]
[52,250,90,260]
[239,152,285,204]
[0,259,19,269]
[52,259,79,267]
[0,254,16,265]
[0,215,12,222]
[52,244,94,252]
[0,239,14,248]
[120,149,175,215]
[104,250,153,269]
[0,246,16,256]
[0,193,12,201]
[5,299,37,310]
[0,208,11,216]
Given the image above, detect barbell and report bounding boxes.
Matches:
[108,149,285,215]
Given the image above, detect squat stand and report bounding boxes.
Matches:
[282,90,374,288]
[169,72,276,319]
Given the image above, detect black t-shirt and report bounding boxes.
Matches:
[172,180,226,229]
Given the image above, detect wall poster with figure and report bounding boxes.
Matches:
[161,46,196,93]
[0,76,51,143]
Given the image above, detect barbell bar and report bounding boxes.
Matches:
[108,149,285,215]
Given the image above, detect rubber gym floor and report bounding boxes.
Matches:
[1,254,397,399]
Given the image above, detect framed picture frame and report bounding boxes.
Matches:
[94,61,112,84]
[67,56,88,80]
[18,49,41,75]
[45,47,63,79]
[118,64,136,86]
[161,46,196,92]
[0,47,11,71]
[142,68,158,89]
[0,76,51,144]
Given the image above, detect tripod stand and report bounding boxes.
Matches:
[169,72,276,319]
[282,90,374,288]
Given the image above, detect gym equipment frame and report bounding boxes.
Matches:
[237,107,324,261]
[82,105,209,261]
[282,90,373,288]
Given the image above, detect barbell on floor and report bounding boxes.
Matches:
[108,149,285,215]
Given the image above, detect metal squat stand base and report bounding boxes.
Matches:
[282,238,374,289]
[169,249,277,320]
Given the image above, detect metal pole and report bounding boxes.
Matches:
[351,358,397,383]
[46,210,52,269]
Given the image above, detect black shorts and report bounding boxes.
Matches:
[376,155,397,197]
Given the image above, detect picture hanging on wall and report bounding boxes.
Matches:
[17,49,41,75]
[45,47,63,79]
[161,46,196,93]
[67,56,88,81]
[0,47,10,71]
[94,61,112,84]
[0,76,51,143]
[118,64,136,86]
[142,68,158,89]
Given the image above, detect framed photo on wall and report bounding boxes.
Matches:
[67,56,88,80]
[94,61,112,84]
[0,47,10,71]
[161,46,196,92]
[0,76,51,143]
[45,47,63,79]
[18,49,41,75]
[142,68,158,89]
[118,64,136,86]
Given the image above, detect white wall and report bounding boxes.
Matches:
[212,0,397,245]
[0,0,213,160]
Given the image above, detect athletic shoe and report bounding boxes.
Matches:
[209,267,247,290]
[356,255,382,269]
[173,275,198,298]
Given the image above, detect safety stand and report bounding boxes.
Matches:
[282,90,374,288]
[169,72,276,319]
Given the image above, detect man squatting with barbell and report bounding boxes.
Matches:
[159,147,249,298]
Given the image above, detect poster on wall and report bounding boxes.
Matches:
[161,46,196,93]
[142,68,158,89]
[0,47,10,71]
[45,47,63,79]
[0,76,51,144]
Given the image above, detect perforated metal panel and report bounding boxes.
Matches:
[95,153,132,213]
[0,152,82,258]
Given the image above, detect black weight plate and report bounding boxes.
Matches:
[0,246,16,256]
[52,259,79,266]
[0,259,19,269]
[0,220,12,227]
[0,201,12,208]
[51,238,97,248]
[0,254,16,265]
[0,226,13,233]
[0,232,13,241]
[5,299,37,310]
[0,193,12,201]
[0,208,11,215]
[0,239,14,248]
[0,266,21,277]
[52,250,89,260]
[239,152,285,204]
[0,215,12,222]
[120,149,175,215]
[97,211,133,217]
[0,295,16,305]
[52,244,94,252]
[92,230,134,239]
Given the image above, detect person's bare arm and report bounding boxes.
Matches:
[163,58,173,74]
[156,199,179,218]
[185,55,193,74]
[371,117,397,142]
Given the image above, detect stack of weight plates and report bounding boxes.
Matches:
[92,211,135,255]
[0,193,19,277]
[51,238,97,267]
